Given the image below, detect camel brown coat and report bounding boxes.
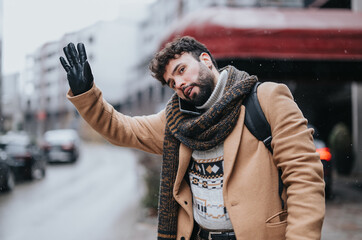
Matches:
[68,82,325,240]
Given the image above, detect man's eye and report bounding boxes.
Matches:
[179,67,185,74]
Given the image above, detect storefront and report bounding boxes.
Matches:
[160,7,362,174]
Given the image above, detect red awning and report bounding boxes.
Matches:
[160,7,362,61]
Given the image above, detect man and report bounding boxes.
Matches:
[60,36,325,240]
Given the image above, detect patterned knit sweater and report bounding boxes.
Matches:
[189,70,233,230]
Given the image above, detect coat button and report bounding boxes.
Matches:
[184,201,188,205]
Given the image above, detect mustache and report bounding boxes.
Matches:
[182,83,198,92]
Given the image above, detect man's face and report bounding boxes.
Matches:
[163,53,216,106]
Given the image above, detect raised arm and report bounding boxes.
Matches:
[60,43,165,155]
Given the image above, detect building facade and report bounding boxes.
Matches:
[23,19,139,137]
[2,73,22,131]
[0,0,3,132]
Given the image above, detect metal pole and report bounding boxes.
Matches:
[0,0,3,133]
[351,0,362,174]
[352,83,362,174]
[352,0,362,11]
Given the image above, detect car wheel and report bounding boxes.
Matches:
[30,164,45,180]
[1,170,15,192]
[325,184,333,199]
[70,153,78,163]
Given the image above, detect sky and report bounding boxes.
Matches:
[2,0,155,75]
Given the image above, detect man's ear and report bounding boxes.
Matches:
[199,52,213,70]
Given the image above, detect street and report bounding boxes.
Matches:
[322,175,362,240]
[0,142,361,240]
[0,142,154,240]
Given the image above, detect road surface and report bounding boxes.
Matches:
[0,142,154,240]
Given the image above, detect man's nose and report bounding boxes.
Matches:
[174,78,186,90]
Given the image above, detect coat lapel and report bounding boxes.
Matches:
[173,143,192,196]
[224,106,246,185]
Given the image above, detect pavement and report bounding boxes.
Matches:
[130,174,362,240]
[322,174,362,240]
[128,208,157,240]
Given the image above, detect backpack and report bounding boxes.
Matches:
[243,82,285,209]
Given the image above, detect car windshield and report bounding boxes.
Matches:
[44,130,78,142]
[5,144,28,154]
[0,133,31,152]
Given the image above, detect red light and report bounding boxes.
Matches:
[61,143,74,151]
[42,143,51,150]
[14,153,32,160]
[316,147,332,161]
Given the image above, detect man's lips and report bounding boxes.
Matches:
[183,86,194,99]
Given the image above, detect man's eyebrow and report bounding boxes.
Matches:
[172,63,182,76]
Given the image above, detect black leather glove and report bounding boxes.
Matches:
[60,43,94,95]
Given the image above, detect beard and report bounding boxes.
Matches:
[186,63,216,106]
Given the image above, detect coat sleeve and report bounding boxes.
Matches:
[67,84,166,155]
[258,82,325,240]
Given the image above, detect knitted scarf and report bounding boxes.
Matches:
[157,66,258,240]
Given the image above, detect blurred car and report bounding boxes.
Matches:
[310,125,333,199]
[0,150,15,192]
[315,138,332,199]
[0,132,47,181]
[42,129,80,163]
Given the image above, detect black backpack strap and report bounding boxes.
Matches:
[243,82,273,153]
[243,82,285,209]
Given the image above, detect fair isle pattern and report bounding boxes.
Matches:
[158,66,258,239]
[190,157,223,174]
[191,176,223,189]
[189,153,232,228]
[194,156,224,163]
[193,197,229,220]
[189,157,224,185]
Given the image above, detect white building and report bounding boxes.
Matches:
[2,73,22,131]
[24,18,140,136]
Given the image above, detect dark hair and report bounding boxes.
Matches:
[149,36,218,85]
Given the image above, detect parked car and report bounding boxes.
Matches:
[315,138,332,199]
[310,125,333,199]
[0,150,15,192]
[0,132,46,181]
[42,129,80,163]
